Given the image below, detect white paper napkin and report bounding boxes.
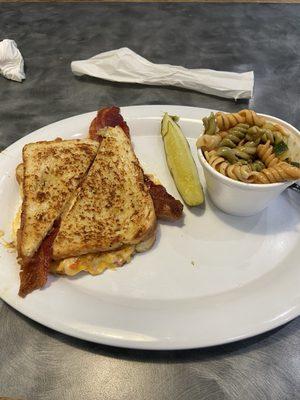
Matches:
[71,47,254,100]
[0,39,25,82]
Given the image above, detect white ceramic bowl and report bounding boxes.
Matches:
[197,113,300,216]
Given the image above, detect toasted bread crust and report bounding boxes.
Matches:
[19,139,99,258]
[52,127,156,260]
[16,163,24,186]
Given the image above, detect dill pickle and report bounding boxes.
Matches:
[161,113,204,206]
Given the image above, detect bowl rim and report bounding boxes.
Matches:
[197,112,300,190]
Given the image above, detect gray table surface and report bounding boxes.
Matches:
[0,3,299,399]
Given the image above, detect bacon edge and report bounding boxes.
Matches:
[18,219,60,297]
[89,106,130,140]
[144,176,183,221]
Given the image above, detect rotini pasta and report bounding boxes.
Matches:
[262,122,286,134]
[219,124,249,148]
[256,141,279,167]
[215,112,245,130]
[204,150,228,170]
[196,134,222,151]
[233,141,257,161]
[203,112,217,135]
[251,162,300,184]
[262,129,287,145]
[247,126,287,145]
[205,150,254,182]
[245,126,262,142]
[216,147,238,163]
[250,160,265,172]
[199,110,300,184]
[238,109,266,127]
[225,164,255,183]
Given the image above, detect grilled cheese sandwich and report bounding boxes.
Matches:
[15,106,183,297]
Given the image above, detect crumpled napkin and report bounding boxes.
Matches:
[71,47,254,100]
[0,39,25,82]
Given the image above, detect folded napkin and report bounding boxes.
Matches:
[71,47,254,100]
[0,39,25,82]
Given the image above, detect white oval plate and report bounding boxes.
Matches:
[0,105,299,350]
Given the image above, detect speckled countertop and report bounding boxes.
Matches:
[0,3,299,399]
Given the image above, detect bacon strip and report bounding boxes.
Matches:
[89,106,183,221]
[144,176,183,221]
[19,220,60,297]
[89,106,130,140]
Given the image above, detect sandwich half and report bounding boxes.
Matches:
[52,126,156,260]
[18,139,99,260]
[89,106,184,220]
[17,139,99,296]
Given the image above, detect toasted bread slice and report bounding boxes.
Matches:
[19,139,99,259]
[52,127,156,260]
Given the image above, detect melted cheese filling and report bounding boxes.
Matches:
[12,206,22,247]
[50,245,135,276]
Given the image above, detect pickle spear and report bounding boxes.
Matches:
[161,113,204,206]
